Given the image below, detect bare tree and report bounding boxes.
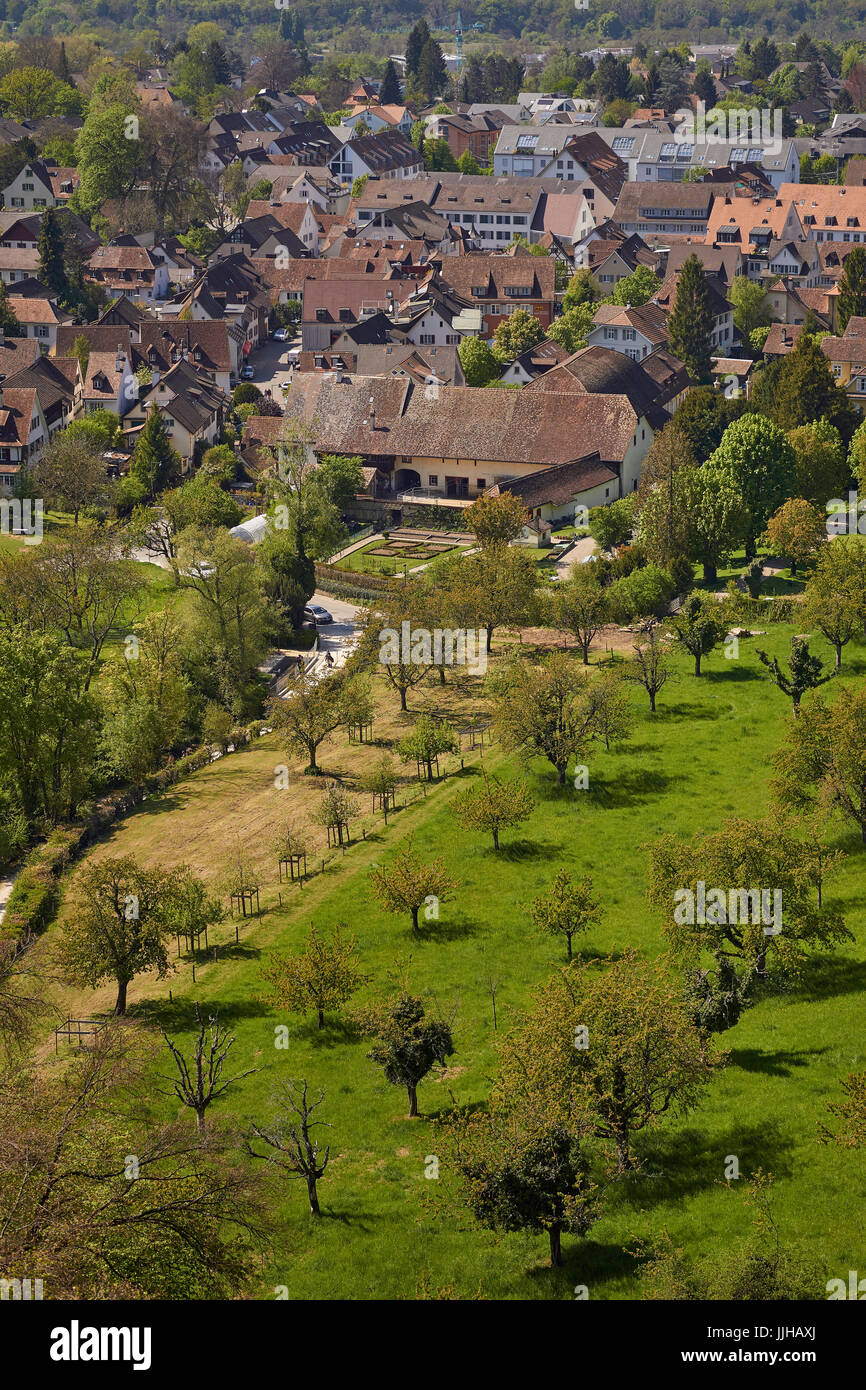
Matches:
[623,626,672,713]
[244,1079,332,1215]
[161,1005,259,1131]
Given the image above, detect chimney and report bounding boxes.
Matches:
[115,343,124,371]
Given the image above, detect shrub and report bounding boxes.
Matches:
[607,564,676,623]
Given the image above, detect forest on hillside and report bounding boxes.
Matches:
[3,0,866,53]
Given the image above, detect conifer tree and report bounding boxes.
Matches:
[130,406,179,498]
[404,19,431,78]
[38,207,68,301]
[667,254,715,384]
[379,59,402,105]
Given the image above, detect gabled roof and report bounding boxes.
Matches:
[486,453,616,507]
[284,373,649,468]
[524,344,689,416]
[592,300,670,345]
[0,386,37,445]
[7,294,66,325]
[436,251,556,302]
[137,321,234,374]
[83,351,127,400]
[302,277,408,323]
[336,133,421,174]
[653,270,731,318]
[56,325,135,357]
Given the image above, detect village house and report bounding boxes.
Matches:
[653,271,734,353]
[434,250,557,338]
[586,301,671,361]
[486,452,619,530]
[245,200,321,255]
[7,290,72,354]
[280,371,660,501]
[522,344,692,420]
[0,245,41,285]
[300,278,413,352]
[424,112,505,165]
[328,133,423,188]
[2,159,79,211]
[0,379,51,488]
[343,104,413,137]
[614,182,724,238]
[86,243,170,303]
[80,347,138,416]
[123,362,230,472]
[822,317,866,415]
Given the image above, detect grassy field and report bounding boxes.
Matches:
[30,613,866,1300]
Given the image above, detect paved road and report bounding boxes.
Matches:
[555,534,598,580]
[244,331,299,406]
[309,592,362,674]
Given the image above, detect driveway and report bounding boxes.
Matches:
[244,331,299,406]
[306,592,363,677]
[556,534,598,580]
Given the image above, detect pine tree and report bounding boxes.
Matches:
[38,207,68,301]
[417,38,447,100]
[837,245,866,333]
[667,255,715,385]
[404,19,431,78]
[379,58,402,106]
[131,406,179,498]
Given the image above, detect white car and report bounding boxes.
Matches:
[272,328,288,342]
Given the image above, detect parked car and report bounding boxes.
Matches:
[272,328,289,342]
[304,604,333,625]
[241,364,255,380]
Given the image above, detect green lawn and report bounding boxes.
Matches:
[0,508,73,552]
[335,537,469,577]
[36,614,866,1300]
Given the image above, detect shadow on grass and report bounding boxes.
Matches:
[136,997,270,1030]
[622,1119,795,1207]
[587,767,671,807]
[726,1045,830,1076]
[498,838,550,861]
[285,1017,361,1048]
[702,665,764,684]
[786,954,866,1003]
[415,911,478,942]
[663,701,724,721]
[516,1237,638,1292]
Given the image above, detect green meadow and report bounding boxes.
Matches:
[36,617,866,1300]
